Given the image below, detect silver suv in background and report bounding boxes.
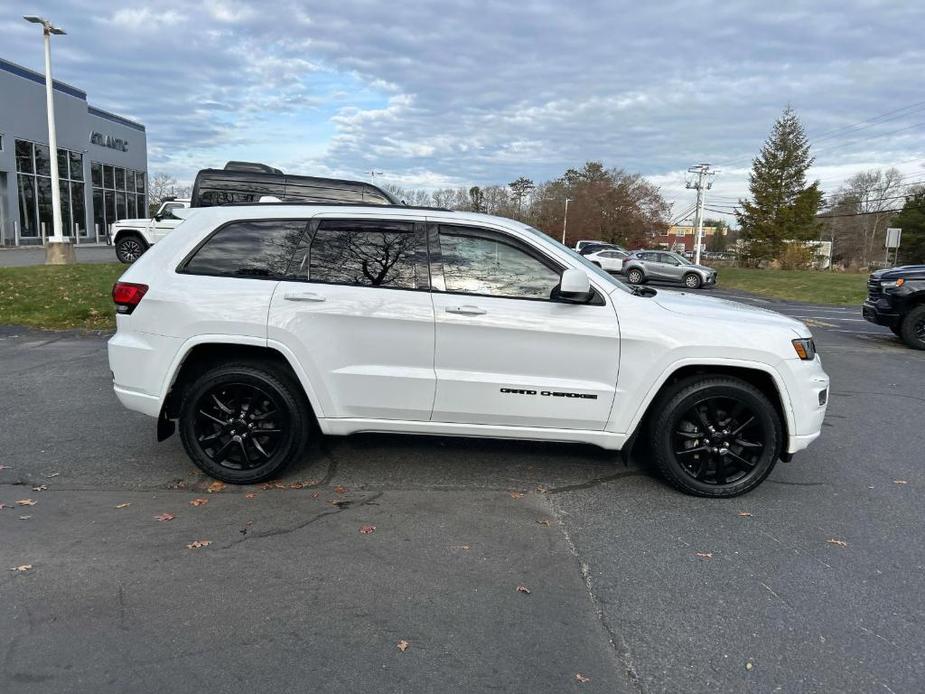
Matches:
[622,251,717,289]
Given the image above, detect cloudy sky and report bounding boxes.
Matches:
[3,0,924,223]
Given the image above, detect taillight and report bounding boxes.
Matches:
[112,282,148,315]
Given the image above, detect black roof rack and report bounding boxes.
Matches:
[223,161,283,175]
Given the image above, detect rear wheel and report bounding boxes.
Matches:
[626,268,645,284]
[649,376,782,497]
[683,272,702,289]
[178,361,312,483]
[115,234,147,264]
[899,305,925,350]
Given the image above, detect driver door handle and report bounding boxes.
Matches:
[446,305,487,316]
[284,292,326,302]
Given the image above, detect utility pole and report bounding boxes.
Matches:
[25,15,74,264]
[685,164,715,265]
[561,198,572,245]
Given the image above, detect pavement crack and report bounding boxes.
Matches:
[544,469,645,495]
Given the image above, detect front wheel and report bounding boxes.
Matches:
[626,268,645,284]
[178,361,312,483]
[649,376,782,497]
[683,272,702,289]
[115,235,147,264]
[899,305,925,350]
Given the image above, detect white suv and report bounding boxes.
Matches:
[108,205,829,497]
[112,199,191,263]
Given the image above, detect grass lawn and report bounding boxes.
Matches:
[0,263,125,331]
[716,268,868,306]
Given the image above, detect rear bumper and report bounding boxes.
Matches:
[108,328,183,418]
[862,300,900,327]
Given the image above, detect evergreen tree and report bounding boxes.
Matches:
[736,108,823,263]
[892,187,925,264]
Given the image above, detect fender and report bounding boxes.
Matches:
[616,356,796,440]
[112,227,149,245]
[157,334,327,420]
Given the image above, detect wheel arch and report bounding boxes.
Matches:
[159,338,324,429]
[625,362,792,452]
[113,228,150,248]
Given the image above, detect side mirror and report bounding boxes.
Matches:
[556,268,592,303]
[153,213,162,222]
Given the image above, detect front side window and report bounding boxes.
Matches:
[183,219,307,278]
[159,203,183,220]
[438,227,560,300]
[288,219,420,289]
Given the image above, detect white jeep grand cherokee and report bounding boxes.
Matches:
[108,204,829,497]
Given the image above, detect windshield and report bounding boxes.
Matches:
[520,225,635,294]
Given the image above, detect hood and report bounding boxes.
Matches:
[871,265,925,280]
[112,217,150,227]
[652,289,809,336]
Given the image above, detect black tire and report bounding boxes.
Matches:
[649,376,783,497]
[178,360,312,484]
[683,272,702,289]
[115,234,147,264]
[899,305,925,350]
[626,268,645,284]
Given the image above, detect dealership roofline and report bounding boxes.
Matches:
[0,56,145,132]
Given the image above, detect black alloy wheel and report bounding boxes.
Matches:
[178,362,311,483]
[116,236,145,263]
[650,376,782,497]
[900,305,925,350]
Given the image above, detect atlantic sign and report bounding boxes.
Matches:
[89,130,129,152]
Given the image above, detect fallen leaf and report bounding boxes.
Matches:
[19,515,31,520]
[576,673,591,683]
[32,485,47,492]
[535,485,547,494]
[826,539,848,547]
[16,499,36,506]
[334,485,349,494]
[311,492,321,499]
[289,482,304,489]
[893,480,908,485]
[207,481,225,493]
[0,465,9,470]
[330,499,351,508]
[737,512,753,517]
[45,472,60,478]
[509,491,524,499]
[114,503,131,509]
[450,544,471,550]
[154,512,176,522]
[186,539,211,549]
[745,662,754,671]
[536,519,551,527]
[189,498,209,507]
[10,564,32,572]
[244,493,257,499]
[516,584,531,594]
[359,525,376,535]
[695,552,713,559]
[397,640,409,653]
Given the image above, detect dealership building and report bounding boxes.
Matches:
[0,57,148,246]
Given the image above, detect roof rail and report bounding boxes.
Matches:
[215,201,454,212]
[223,161,284,175]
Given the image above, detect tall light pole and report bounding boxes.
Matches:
[25,15,74,264]
[686,164,715,266]
[561,198,572,245]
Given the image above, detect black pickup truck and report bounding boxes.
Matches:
[863,265,925,349]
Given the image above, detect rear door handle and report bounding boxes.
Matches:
[284,292,326,302]
[446,305,486,315]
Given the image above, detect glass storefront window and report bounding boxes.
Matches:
[115,191,126,220]
[36,176,53,238]
[59,180,73,237]
[57,148,70,180]
[103,165,114,189]
[17,175,37,237]
[135,171,145,194]
[115,167,126,191]
[69,151,84,181]
[92,189,104,236]
[34,144,51,177]
[91,162,102,187]
[104,190,115,230]
[15,140,34,174]
[138,194,147,217]
[71,182,87,236]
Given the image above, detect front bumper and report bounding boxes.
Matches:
[862,300,900,328]
[779,356,830,455]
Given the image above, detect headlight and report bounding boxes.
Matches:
[792,338,816,360]
[882,278,905,290]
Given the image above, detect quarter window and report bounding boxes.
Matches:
[183,220,307,278]
[287,219,420,289]
[438,228,560,300]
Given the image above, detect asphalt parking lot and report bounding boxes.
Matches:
[2,288,923,693]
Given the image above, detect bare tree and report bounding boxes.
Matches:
[147,172,191,215]
[827,168,905,267]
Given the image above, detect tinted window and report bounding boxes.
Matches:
[288,219,420,289]
[184,220,307,278]
[439,228,560,300]
[199,189,261,207]
[160,203,183,220]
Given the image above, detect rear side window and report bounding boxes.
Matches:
[182,219,307,278]
[287,219,423,289]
